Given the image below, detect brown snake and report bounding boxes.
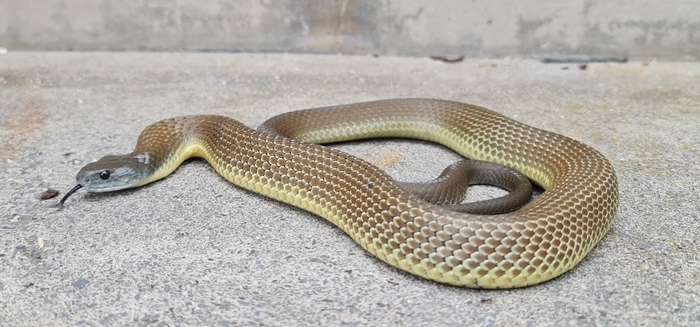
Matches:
[61,99,619,288]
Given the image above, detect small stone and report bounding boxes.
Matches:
[41,189,59,200]
[72,278,89,289]
[430,55,465,63]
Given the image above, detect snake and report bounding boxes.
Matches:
[60,99,618,288]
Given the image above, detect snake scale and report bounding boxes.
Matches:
[62,99,618,288]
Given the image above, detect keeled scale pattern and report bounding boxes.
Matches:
[135,99,618,288]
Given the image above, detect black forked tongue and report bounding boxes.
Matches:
[59,184,83,206]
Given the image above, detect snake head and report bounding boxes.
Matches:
[77,153,156,192]
[59,153,156,205]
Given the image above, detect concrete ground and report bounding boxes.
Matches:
[0,52,698,326]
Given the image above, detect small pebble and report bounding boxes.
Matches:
[41,189,59,200]
[429,55,465,63]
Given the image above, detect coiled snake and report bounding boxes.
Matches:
[61,99,618,288]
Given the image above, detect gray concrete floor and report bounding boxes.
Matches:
[0,52,698,326]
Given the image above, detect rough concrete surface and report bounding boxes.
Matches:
[2,0,700,60]
[0,52,698,326]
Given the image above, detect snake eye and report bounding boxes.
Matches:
[99,170,111,180]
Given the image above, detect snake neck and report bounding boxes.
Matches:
[134,115,235,186]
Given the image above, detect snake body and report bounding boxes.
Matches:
[69,99,618,288]
[398,159,533,214]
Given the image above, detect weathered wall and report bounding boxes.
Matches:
[1,0,698,59]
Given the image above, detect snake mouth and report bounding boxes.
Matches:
[59,184,83,206]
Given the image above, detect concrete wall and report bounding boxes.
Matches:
[1,0,698,60]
